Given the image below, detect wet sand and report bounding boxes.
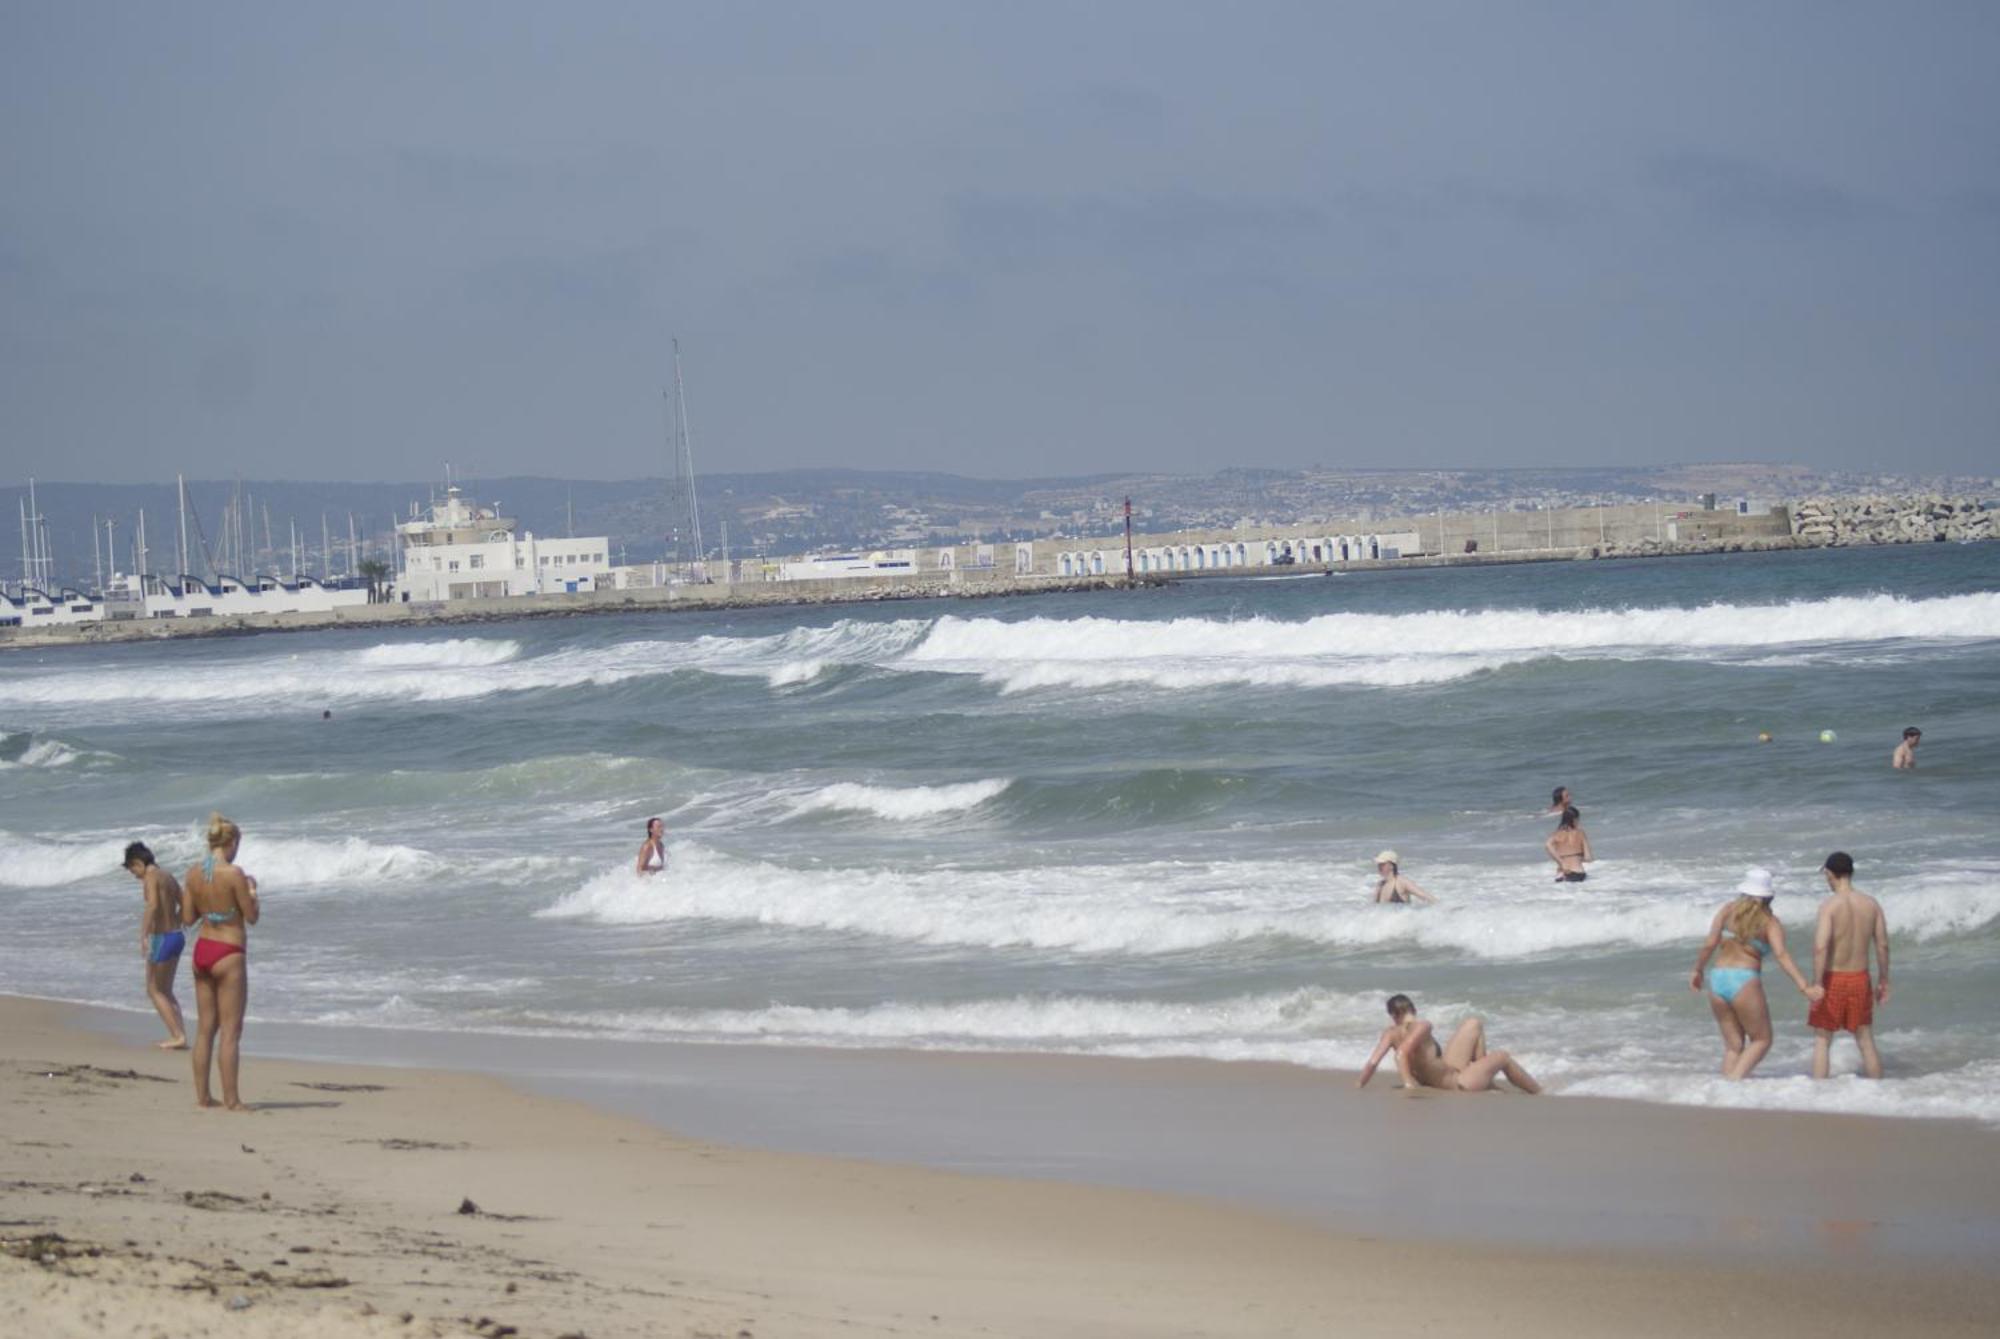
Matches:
[6,995,1998,1337]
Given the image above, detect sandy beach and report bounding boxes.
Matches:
[5,996,1998,1338]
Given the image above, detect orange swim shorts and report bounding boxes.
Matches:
[1808,970,1874,1033]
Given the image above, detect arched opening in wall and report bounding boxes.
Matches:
[1235,543,1248,565]
[1369,535,1381,559]
[1060,554,1074,576]
[1193,547,1206,569]
[1091,552,1105,575]
[1264,543,1278,564]
[1310,544,1322,562]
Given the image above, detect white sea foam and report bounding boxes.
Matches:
[536,847,2000,958]
[891,591,2000,693]
[352,638,523,668]
[791,779,1013,822]
[0,732,90,769]
[0,828,569,891]
[540,986,1387,1054]
[0,622,931,719]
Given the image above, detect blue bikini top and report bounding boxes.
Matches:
[200,853,240,924]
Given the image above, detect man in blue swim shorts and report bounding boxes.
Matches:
[125,841,187,1049]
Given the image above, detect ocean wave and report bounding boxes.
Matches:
[534,848,2000,958]
[0,621,931,718]
[1563,1059,2000,1125]
[0,730,102,770]
[0,828,575,892]
[790,779,1014,822]
[535,986,1387,1051]
[890,592,2000,693]
[352,638,524,668]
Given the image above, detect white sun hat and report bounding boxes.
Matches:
[1735,867,1776,899]
[1374,850,1399,866]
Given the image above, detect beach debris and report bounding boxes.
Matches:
[30,1063,174,1085]
[505,1281,517,1294]
[359,1137,469,1151]
[183,1189,252,1211]
[129,1171,147,1182]
[292,1081,389,1092]
[458,1197,481,1215]
[226,1294,253,1311]
[241,1143,256,1153]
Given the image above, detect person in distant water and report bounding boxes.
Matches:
[1356,994,1541,1094]
[1891,727,1921,770]
[636,817,668,877]
[1810,852,1891,1080]
[182,812,260,1111]
[1541,785,1576,816]
[321,709,332,721]
[1690,868,1822,1080]
[1544,806,1593,882]
[124,842,186,1050]
[1370,851,1437,905]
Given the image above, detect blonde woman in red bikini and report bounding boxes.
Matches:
[181,812,260,1111]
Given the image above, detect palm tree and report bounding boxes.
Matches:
[357,558,391,604]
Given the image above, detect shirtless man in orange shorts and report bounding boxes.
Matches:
[1810,851,1891,1079]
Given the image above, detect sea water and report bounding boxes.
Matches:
[3,544,1996,1124]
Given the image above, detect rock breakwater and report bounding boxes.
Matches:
[1790,496,1992,546]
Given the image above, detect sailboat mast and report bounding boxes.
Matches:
[672,338,704,579]
[177,474,190,580]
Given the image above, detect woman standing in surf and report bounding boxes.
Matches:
[636,817,668,877]
[182,813,260,1111]
[1690,868,1821,1080]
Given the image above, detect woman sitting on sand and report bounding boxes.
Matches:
[1544,806,1593,882]
[182,812,260,1111]
[1689,867,1822,1080]
[1371,851,1437,905]
[636,817,668,877]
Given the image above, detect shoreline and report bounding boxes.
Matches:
[9,994,1999,1337]
[2,533,1956,652]
[37,995,2000,1235]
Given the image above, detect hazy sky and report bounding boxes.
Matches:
[3,2,1996,482]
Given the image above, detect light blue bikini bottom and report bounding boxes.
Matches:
[1709,966,1762,1004]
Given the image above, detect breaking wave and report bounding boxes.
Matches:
[535,847,2000,959]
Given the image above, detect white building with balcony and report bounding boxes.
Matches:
[392,485,612,602]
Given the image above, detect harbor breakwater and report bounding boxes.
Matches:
[2,496,1987,650]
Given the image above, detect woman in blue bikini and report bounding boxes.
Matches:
[1690,867,1822,1080]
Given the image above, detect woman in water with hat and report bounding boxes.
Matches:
[1371,851,1437,905]
[1690,867,1822,1080]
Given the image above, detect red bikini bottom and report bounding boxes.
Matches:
[193,939,244,973]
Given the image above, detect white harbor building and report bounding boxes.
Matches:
[392,485,613,602]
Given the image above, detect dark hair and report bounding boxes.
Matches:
[123,841,154,868]
[1903,726,1921,739]
[1385,993,1415,1020]
[1558,805,1580,829]
[1551,786,1568,806]
[645,816,663,833]
[1823,851,1855,877]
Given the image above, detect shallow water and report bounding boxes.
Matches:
[4,544,1997,1123]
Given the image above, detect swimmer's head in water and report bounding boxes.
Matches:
[1822,851,1855,878]
[1551,786,1568,807]
[1372,850,1399,874]
[205,811,241,854]
[1385,994,1416,1022]
[122,841,155,873]
[646,817,664,838]
[1903,726,1922,740]
[1558,805,1581,829]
